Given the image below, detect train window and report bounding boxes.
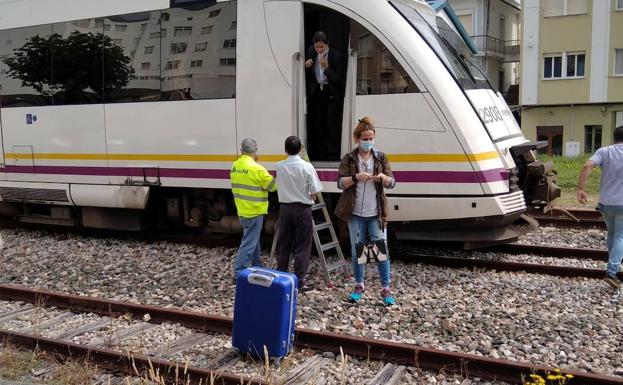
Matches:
[0,25,54,107]
[51,18,104,105]
[350,21,419,95]
[160,0,236,100]
[103,11,162,103]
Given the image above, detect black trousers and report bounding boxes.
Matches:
[308,87,342,160]
[276,203,313,285]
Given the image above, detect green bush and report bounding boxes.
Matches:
[538,154,601,194]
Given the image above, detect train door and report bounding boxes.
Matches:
[236,1,304,160]
[302,5,350,162]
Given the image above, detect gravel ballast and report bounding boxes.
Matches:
[0,227,621,379]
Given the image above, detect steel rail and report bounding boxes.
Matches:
[0,284,621,385]
[0,329,261,385]
[529,208,606,229]
[403,253,622,280]
[531,216,607,229]
[491,244,608,261]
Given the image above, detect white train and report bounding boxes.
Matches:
[0,0,558,246]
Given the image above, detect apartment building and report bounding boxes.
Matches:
[521,0,623,156]
[445,0,521,107]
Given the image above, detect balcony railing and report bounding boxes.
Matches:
[501,90,519,106]
[472,35,520,63]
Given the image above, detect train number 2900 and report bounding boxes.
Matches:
[478,106,503,124]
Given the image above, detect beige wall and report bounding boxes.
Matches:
[608,2,623,101]
[538,13,592,104]
[521,103,623,155]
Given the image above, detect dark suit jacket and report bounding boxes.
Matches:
[305,45,344,98]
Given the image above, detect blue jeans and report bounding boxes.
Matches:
[599,204,623,277]
[348,215,391,287]
[234,215,263,277]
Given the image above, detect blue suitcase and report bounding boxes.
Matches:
[232,268,298,359]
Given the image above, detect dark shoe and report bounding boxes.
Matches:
[604,274,621,289]
[298,286,313,293]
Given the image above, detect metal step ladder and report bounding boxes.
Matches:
[270,193,350,288]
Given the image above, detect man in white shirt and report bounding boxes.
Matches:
[275,136,323,290]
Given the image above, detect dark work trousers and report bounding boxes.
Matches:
[308,87,342,160]
[276,203,314,286]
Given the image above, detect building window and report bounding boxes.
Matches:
[230,21,237,30]
[566,53,585,77]
[537,126,563,156]
[173,26,192,37]
[141,62,151,70]
[200,26,213,34]
[543,0,589,17]
[190,60,203,68]
[615,49,623,75]
[115,25,127,32]
[162,12,170,21]
[144,46,154,54]
[195,42,208,52]
[94,19,104,29]
[223,39,236,48]
[544,55,562,79]
[219,58,236,66]
[544,53,584,79]
[584,125,602,153]
[617,0,623,10]
[170,42,187,54]
[103,24,111,31]
[166,60,181,70]
[209,9,221,18]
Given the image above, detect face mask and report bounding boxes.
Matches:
[360,140,374,152]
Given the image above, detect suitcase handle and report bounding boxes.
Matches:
[247,271,276,287]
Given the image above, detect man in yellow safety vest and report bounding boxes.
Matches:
[231,138,277,280]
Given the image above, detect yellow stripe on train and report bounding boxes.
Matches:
[4,151,499,163]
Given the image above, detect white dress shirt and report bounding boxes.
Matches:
[314,49,329,85]
[276,155,323,205]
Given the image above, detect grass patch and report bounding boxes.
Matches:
[539,154,601,194]
[49,360,99,385]
[0,343,39,380]
[538,155,602,207]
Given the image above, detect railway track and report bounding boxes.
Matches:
[529,208,606,229]
[0,284,622,385]
[399,243,618,281]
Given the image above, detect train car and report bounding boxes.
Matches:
[0,0,559,247]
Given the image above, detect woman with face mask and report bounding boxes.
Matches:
[334,117,396,305]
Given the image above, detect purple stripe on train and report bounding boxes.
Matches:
[1,165,508,184]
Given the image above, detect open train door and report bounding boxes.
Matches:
[236,0,304,158]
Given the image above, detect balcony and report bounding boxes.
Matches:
[472,35,520,63]
[501,84,519,107]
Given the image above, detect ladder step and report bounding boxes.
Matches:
[314,222,332,231]
[327,260,350,272]
[320,241,340,251]
[312,203,327,211]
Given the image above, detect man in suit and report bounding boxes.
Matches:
[305,31,344,161]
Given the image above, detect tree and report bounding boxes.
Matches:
[3,31,134,103]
